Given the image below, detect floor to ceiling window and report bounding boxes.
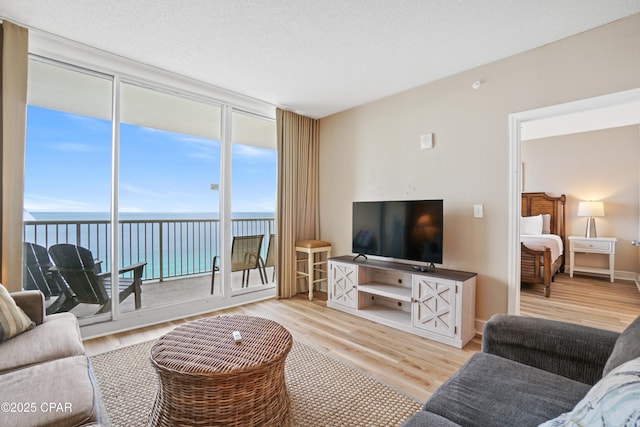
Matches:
[22,54,277,329]
[228,111,277,293]
[23,58,115,322]
[118,82,222,311]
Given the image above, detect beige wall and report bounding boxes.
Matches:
[522,126,640,274]
[319,13,640,322]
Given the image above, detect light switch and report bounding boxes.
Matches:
[473,204,483,218]
[420,133,433,150]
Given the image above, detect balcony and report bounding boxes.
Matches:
[23,216,276,316]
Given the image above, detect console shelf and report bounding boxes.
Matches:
[358,283,412,302]
[358,305,412,325]
[327,256,477,348]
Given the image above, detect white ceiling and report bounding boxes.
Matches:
[1,1,640,118]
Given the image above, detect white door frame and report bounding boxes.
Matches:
[507,88,640,314]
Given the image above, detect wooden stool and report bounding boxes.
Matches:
[295,240,332,300]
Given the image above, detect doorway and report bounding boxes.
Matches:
[507,88,640,314]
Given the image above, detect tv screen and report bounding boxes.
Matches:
[352,200,443,264]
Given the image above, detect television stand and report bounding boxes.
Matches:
[327,256,477,348]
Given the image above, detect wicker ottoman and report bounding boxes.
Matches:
[148,315,292,426]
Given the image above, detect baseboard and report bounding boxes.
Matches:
[615,270,637,282]
[475,319,486,337]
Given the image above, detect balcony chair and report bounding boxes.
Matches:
[48,243,146,314]
[22,242,75,314]
[259,234,276,283]
[211,234,265,294]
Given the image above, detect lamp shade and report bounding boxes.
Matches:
[577,201,604,217]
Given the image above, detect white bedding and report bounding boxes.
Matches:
[521,234,564,263]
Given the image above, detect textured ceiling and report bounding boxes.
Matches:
[1,1,639,118]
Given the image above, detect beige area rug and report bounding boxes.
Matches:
[90,340,421,427]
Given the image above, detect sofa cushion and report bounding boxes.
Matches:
[483,314,618,385]
[0,284,35,342]
[0,355,100,426]
[602,316,640,377]
[539,356,640,427]
[423,352,591,427]
[402,410,462,427]
[0,312,85,373]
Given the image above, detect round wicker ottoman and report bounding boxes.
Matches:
[148,315,292,427]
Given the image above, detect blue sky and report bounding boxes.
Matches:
[24,106,276,214]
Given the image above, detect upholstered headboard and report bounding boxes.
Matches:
[521,192,567,238]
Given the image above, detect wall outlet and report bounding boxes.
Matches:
[473,204,484,218]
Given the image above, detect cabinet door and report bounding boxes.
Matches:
[329,262,358,309]
[412,276,456,338]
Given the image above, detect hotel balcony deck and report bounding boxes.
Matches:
[23,216,276,317]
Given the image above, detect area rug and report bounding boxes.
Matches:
[90,339,421,426]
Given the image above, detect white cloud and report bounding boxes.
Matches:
[120,183,168,198]
[178,136,220,160]
[63,113,110,131]
[233,144,273,159]
[24,195,97,212]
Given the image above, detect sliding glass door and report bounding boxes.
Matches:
[229,111,277,293]
[118,82,222,311]
[22,56,277,327]
[23,58,114,322]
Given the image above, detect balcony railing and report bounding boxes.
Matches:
[23,217,275,282]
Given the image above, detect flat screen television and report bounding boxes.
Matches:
[352,199,443,266]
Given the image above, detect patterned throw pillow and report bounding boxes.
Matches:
[0,284,35,342]
[538,356,640,426]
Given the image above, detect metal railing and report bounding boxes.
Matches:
[23,217,275,281]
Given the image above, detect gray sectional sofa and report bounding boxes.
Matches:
[0,290,105,426]
[402,314,640,427]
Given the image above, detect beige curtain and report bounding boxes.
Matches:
[275,108,320,298]
[0,21,28,291]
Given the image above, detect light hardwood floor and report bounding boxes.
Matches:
[83,293,480,402]
[84,273,640,402]
[520,273,640,333]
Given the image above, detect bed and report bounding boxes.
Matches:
[520,192,566,297]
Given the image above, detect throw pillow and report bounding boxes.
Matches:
[603,315,640,377]
[541,214,551,234]
[0,284,35,342]
[521,214,543,235]
[538,356,640,427]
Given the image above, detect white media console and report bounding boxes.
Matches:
[327,256,477,348]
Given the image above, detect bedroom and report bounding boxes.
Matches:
[518,105,640,323]
[521,125,639,282]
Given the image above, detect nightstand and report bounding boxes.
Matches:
[567,236,617,282]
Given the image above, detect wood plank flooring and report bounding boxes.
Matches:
[84,273,640,402]
[83,293,480,402]
[520,273,640,333]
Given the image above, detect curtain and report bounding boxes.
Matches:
[275,108,320,298]
[0,21,28,291]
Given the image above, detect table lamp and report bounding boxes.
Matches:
[577,201,604,238]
